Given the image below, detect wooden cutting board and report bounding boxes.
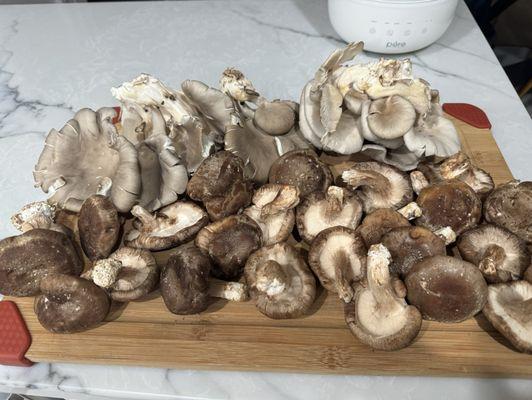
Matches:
[6,113,531,378]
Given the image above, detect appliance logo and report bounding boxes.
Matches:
[386,41,406,48]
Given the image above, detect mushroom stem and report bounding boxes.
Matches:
[208,278,249,302]
[131,205,157,227]
[366,244,397,310]
[91,259,122,289]
[325,186,345,220]
[343,169,389,196]
[256,260,289,296]
[397,202,422,220]
[434,226,457,245]
[332,250,355,303]
[410,171,429,195]
[479,244,507,279]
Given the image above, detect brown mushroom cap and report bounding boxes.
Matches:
[525,264,532,283]
[161,245,211,315]
[296,186,363,244]
[34,274,110,333]
[245,242,316,319]
[439,152,494,199]
[381,226,446,277]
[308,226,366,302]
[253,101,296,136]
[484,180,532,243]
[405,255,488,323]
[0,229,82,296]
[415,180,481,235]
[482,281,532,353]
[457,224,529,283]
[345,244,422,351]
[78,195,120,260]
[268,149,333,198]
[342,161,413,213]
[356,208,411,248]
[195,214,262,280]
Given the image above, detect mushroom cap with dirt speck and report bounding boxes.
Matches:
[405,255,488,323]
[34,273,110,333]
[356,208,411,248]
[0,229,82,297]
[245,242,316,319]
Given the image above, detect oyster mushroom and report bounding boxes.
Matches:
[78,195,120,261]
[245,242,316,319]
[220,67,259,102]
[366,96,416,140]
[243,184,300,246]
[483,281,532,354]
[344,244,422,351]
[10,201,70,236]
[34,274,110,333]
[484,180,532,243]
[457,224,530,283]
[254,100,296,136]
[296,186,363,244]
[125,202,209,251]
[0,229,82,296]
[405,255,488,323]
[269,149,333,198]
[415,180,482,235]
[342,161,413,213]
[360,143,420,172]
[161,245,248,315]
[195,214,262,280]
[34,107,141,212]
[308,226,366,302]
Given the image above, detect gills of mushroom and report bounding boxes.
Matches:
[308,226,366,303]
[359,143,421,172]
[296,186,363,244]
[345,244,422,351]
[439,152,494,199]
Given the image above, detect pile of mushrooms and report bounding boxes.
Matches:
[0,41,531,355]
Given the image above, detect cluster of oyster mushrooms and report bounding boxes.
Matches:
[1,42,532,354]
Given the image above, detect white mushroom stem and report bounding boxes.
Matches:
[256,260,289,297]
[397,202,422,220]
[325,186,345,219]
[11,201,56,232]
[208,278,249,302]
[91,259,122,289]
[410,171,429,195]
[131,205,157,227]
[434,226,457,245]
[366,244,397,311]
[479,244,507,279]
[333,250,355,303]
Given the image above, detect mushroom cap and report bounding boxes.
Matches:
[296,187,363,244]
[360,143,420,172]
[245,242,316,319]
[160,245,211,315]
[439,152,494,199]
[203,180,253,221]
[405,255,488,323]
[415,180,481,235]
[356,208,411,248]
[381,226,446,277]
[34,273,110,333]
[367,96,416,139]
[345,244,422,351]
[268,149,333,198]
[254,101,296,136]
[34,107,141,212]
[78,195,120,261]
[195,214,262,280]
[482,281,532,353]
[342,161,413,213]
[0,229,82,296]
[484,180,532,243]
[107,247,159,302]
[308,226,366,301]
[457,224,530,283]
[525,264,532,283]
[125,201,209,251]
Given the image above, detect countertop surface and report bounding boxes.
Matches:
[0,0,531,399]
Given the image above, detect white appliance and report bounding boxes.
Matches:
[328,0,459,54]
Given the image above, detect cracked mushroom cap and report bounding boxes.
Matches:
[345,244,422,351]
[356,208,411,248]
[34,274,110,333]
[244,184,299,246]
[195,214,262,280]
[308,226,366,303]
[342,161,413,213]
[296,186,363,244]
[415,180,481,235]
[484,180,532,243]
[483,281,532,353]
[381,226,446,277]
[457,224,529,283]
[125,201,209,251]
[0,229,82,297]
[245,242,316,319]
[268,149,333,198]
[78,195,120,261]
[405,255,488,323]
[367,96,416,140]
[34,107,141,213]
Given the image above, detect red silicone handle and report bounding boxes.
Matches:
[442,103,492,130]
[0,301,33,367]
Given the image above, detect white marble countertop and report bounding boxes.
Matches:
[0,0,531,399]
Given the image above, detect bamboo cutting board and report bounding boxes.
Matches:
[6,112,531,378]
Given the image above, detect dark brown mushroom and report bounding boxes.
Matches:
[439,152,494,199]
[356,208,411,248]
[0,229,82,296]
[34,274,110,333]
